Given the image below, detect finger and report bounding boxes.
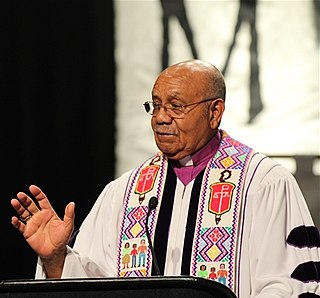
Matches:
[11,198,34,225]
[11,196,37,220]
[63,202,75,234]
[29,185,54,211]
[11,198,22,211]
[11,216,26,234]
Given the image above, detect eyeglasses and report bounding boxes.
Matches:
[143,98,217,119]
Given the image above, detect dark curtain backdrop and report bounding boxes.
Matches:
[0,1,115,279]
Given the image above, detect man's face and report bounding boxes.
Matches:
[151,68,217,160]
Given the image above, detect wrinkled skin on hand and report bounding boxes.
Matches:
[11,185,75,277]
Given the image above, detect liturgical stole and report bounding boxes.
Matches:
[116,131,254,292]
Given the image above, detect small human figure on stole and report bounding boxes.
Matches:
[137,239,147,267]
[122,242,131,269]
[209,266,217,281]
[217,263,228,285]
[130,243,138,268]
[197,264,208,278]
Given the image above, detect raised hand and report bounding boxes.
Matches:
[11,185,75,277]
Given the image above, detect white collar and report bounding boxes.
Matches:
[178,155,193,166]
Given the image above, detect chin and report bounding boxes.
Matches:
[155,140,183,159]
[159,149,182,160]
[157,147,176,159]
[159,149,174,157]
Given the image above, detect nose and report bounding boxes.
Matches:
[153,106,173,123]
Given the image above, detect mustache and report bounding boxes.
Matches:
[154,126,177,135]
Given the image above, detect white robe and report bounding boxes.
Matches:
[36,153,320,297]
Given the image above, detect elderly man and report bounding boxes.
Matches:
[11,60,319,297]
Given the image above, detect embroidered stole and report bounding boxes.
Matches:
[116,131,254,292]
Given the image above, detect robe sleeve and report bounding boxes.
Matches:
[247,157,320,297]
[35,170,132,279]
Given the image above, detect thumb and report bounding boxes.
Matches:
[63,202,75,232]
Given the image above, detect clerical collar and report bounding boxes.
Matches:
[171,131,221,185]
[178,155,193,166]
[177,131,221,168]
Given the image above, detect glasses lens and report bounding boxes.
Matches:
[143,101,186,118]
[143,102,153,114]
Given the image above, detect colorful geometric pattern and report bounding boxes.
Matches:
[191,131,255,293]
[116,152,168,278]
[198,227,231,262]
[213,135,252,170]
[120,268,146,278]
[123,206,147,239]
[117,130,255,295]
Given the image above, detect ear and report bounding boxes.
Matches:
[209,99,225,129]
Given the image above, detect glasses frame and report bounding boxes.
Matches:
[143,98,218,119]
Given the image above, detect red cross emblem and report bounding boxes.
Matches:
[135,165,160,204]
[208,182,235,224]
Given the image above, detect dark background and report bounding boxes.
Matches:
[0,1,115,279]
[0,0,319,281]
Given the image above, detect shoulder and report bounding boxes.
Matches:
[244,152,315,224]
[97,169,135,205]
[108,169,135,188]
[246,152,297,189]
[244,152,309,216]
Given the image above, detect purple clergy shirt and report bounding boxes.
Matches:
[172,131,221,185]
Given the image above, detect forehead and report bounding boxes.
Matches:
[152,69,206,101]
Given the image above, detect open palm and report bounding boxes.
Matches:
[11,185,75,259]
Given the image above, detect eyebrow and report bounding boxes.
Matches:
[152,92,186,102]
